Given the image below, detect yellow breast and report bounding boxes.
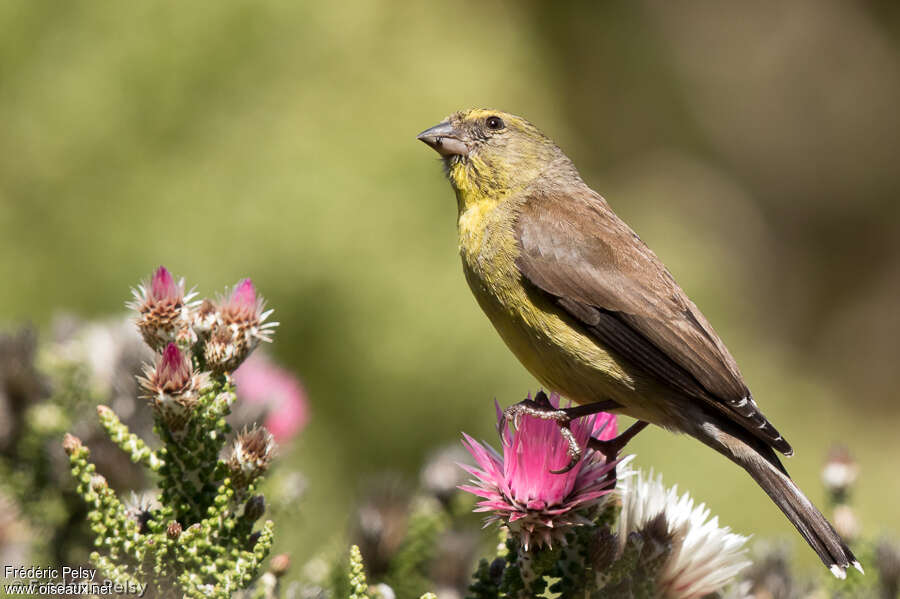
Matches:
[456,197,642,411]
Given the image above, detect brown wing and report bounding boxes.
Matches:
[514,186,792,455]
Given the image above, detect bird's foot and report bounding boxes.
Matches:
[501,390,567,429]
[501,391,622,475]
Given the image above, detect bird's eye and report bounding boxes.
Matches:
[486,116,505,131]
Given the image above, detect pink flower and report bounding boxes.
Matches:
[138,343,209,430]
[224,279,258,321]
[150,266,179,302]
[204,278,278,373]
[233,352,308,443]
[219,279,273,335]
[459,393,618,549]
[155,343,192,391]
[128,266,199,350]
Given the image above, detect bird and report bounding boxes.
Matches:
[416,108,861,578]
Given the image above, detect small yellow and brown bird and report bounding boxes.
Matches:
[417,108,861,577]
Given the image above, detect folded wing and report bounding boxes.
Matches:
[514,186,792,456]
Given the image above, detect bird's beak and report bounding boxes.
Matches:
[416,121,469,157]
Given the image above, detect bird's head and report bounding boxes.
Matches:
[417,109,575,209]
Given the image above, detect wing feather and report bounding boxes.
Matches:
[514,186,792,455]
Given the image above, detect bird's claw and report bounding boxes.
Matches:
[501,391,568,432]
[550,424,583,474]
[502,391,585,474]
[500,392,632,475]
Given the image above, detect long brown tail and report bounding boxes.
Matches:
[696,421,862,578]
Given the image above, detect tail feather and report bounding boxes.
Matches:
[745,449,861,578]
[696,421,862,577]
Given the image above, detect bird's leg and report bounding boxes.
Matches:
[588,420,649,462]
[501,391,621,474]
[587,420,649,485]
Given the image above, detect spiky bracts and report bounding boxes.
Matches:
[63,269,281,598]
[138,343,209,431]
[459,394,618,550]
[128,266,199,351]
[618,470,751,598]
[458,399,756,599]
[204,279,278,374]
[129,267,277,374]
[228,426,276,490]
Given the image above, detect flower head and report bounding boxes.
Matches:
[619,470,751,598]
[128,266,198,350]
[192,298,218,335]
[204,279,278,373]
[822,445,858,500]
[227,425,276,488]
[139,343,209,430]
[459,392,618,549]
[233,352,309,442]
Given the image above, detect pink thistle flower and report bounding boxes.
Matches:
[138,343,209,430]
[128,266,199,350]
[233,352,309,443]
[459,392,618,550]
[204,278,278,373]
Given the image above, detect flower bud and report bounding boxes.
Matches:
[128,266,198,351]
[192,299,218,336]
[139,343,209,430]
[203,279,278,373]
[62,433,84,456]
[227,426,276,488]
[247,531,261,550]
[167,521,183,540]
[244,495,266,522]
[125,492,156,534]
[90,474,107,492]
[269,553,290,577]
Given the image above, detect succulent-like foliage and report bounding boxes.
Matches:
[349,544,371,599]
[62,268,280,598]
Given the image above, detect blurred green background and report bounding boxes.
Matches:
[2,0,898,573]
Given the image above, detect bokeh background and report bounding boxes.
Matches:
[1,0,898,575]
